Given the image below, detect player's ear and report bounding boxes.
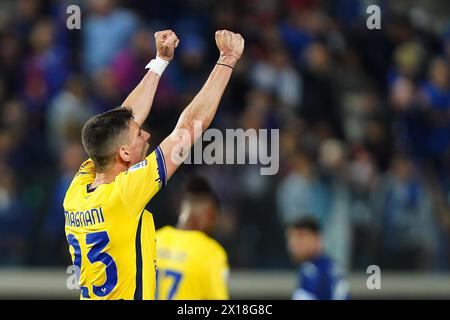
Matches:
[118,146,131,163]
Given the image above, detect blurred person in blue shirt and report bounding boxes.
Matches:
[46,75,94,157]
[277,150,330,226]
[373,152,438,270]
[23,18,69,113]
[40,142,86,265]
[83,0,138,75]
[285,216,350,300]
[0,162,28,265]
[419,57,450,160]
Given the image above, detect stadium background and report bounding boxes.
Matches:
[0,0,449,299]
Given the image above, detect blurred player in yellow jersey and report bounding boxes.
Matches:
[63,29,245,299]
[156,177,229,300]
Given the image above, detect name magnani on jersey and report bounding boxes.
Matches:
[65,207,106,228]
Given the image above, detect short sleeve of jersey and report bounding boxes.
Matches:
[115,146,167,216]
[201,244,229,300]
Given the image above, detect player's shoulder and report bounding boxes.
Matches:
[156,225,175,238]
[70,159,96,185]
[198,233,227,258]
[114,148,165,186]
[64,159,95,204]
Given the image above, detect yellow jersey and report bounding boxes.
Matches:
[155,226,229,300]
[63,146,167,300]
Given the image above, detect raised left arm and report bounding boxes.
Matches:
[122,30,179,126]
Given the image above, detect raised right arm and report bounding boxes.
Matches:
[159,30,245,180]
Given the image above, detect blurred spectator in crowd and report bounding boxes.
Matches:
[250,47,302,111]
[389,76,418,153]
[419,57,450,163]
[0,100,29,173]
[176,33,210,107]
[348,145,379,269]
[426,160,450,270]
[373,153,438,269]
[0,162,28,265]
[12,0,43,39]
[111,27,156,96]
[46,75,94,156]
[444,25,450,62]
[40,142,86,265]
[91,67,122,113]
[317,139,352,271]
[388,41,426,84]
[300,42,340,134]
[0,32,22,103]
[83,0,138,75]
[278,6,315,63]
[277,150,328,226]
[286,216,350,300]
[236,93,282,267]
[22,18,69,113]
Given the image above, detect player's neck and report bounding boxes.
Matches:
[176,222,190,230]
[177,222,210,235]
[177,222,198,231]
[91,163,127,188]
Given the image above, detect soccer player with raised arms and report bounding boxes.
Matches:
[63,29,244,300]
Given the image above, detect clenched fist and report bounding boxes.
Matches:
[154,30,179,61]
[215,30,244,67]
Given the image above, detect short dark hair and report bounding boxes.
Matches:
[287,216,321,234]
[183,176,220,209]
[81,107,134,171]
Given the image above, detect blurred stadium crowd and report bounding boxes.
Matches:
[0,0,449,272]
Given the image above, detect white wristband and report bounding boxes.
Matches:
[145,56,169,76]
